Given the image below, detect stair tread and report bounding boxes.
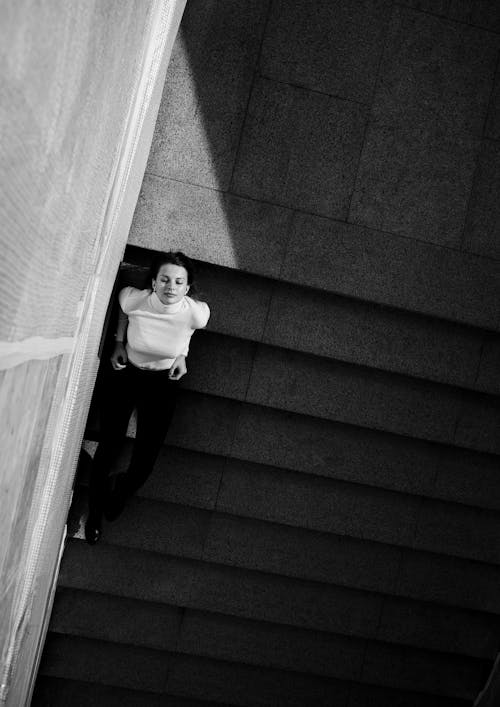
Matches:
[128,176,500,332]
[70,476,500,569]
[41,632,480,699]
[51,586,500,661]
[59,539,500,618]
[180,333,500,455]
[33,675,232,707]
[86,392,500,510]
[119,258,500,395]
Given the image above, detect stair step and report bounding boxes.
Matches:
[257,281,498,396]
[181,332,500,454]
[70,472,500,570]
[36,634,350,706]
[81,428,500,516]
[50,589,183,650]
[38,634,168,693]
[79,439,500,560]
[58,541,383,634]
[33,676,161,707]
[86,386,500,511]
[65,477,500,660]
[38,629,479,704]
[59,538,500,620]
[120,256,500,395]
[164,392,500,510]
[51,586,499,663]
[127,176,500,331]
[34,672,233,707]
[169,653,463,706]
[208,460,500,565]
[177,611,484,700]
[103,501,500,612]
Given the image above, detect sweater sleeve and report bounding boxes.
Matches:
[191,300,210,329]
[118,286,135,314]
[181,299,209,357]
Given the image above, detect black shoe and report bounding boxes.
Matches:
[104,492,127,522]
[85,515,102,545]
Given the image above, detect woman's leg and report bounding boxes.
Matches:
[114,369,179,502]
[87,366,137,523]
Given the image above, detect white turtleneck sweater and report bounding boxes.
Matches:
[118,287,210,371]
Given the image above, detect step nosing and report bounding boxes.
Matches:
[46,615,493,664]
[88,389,500,459]
[60,539,500,617]
[71,486,500,568]
[123,245,500,335]
[79,438,500,514]
[40,634,480,702]
[197,328,500,397]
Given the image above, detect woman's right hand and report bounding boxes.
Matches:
[110,342,128,370]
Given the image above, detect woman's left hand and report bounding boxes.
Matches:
[169,355,187,380]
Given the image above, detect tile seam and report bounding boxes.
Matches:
[142,171,500,265]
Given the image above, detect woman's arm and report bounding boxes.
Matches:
[110,310,128,370]
[169,354,187,380]
[168,299,209,380]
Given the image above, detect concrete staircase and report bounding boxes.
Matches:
[33,244,500,706]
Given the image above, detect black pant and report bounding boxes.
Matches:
[88,364,179,518]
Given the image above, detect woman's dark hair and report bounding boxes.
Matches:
[149,251,196,295]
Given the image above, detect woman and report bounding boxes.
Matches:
[85,250,209,544]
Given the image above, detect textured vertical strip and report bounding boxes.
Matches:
[0,0,188,705]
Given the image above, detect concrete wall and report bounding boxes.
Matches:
[0,1,186,704]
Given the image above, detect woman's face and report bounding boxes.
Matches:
[153,263,190,305]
